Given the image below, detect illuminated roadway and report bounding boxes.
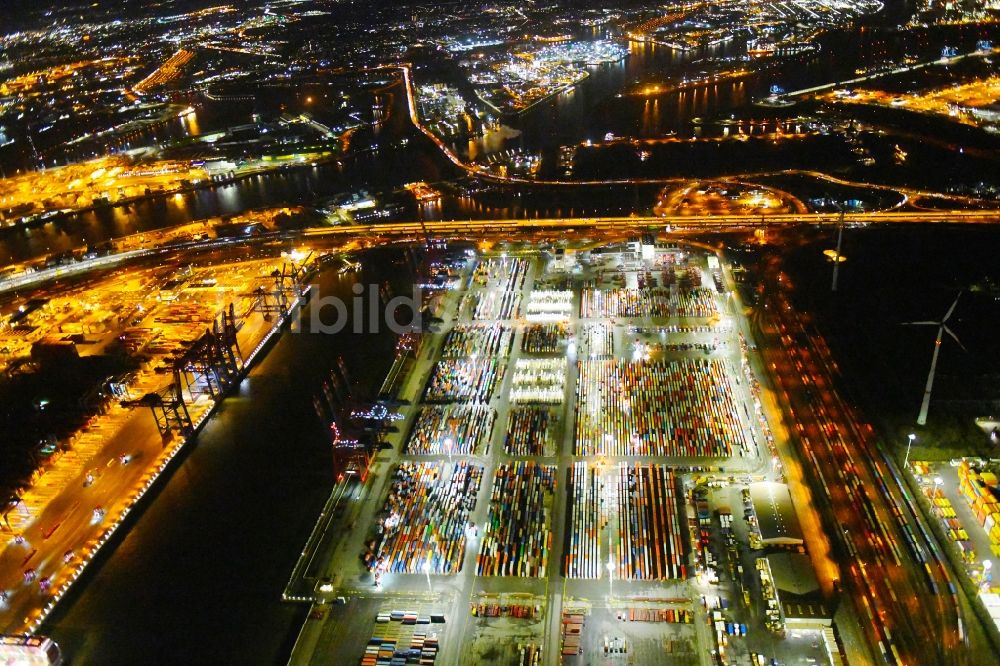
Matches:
[775,46,1000,100]
[303,210,1000,241]
[6,210,1000,297]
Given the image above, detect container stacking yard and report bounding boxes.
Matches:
[301,241,770,665]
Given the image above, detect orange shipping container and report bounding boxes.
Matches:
[976,507,989,525]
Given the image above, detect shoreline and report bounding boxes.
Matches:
[20,289,307,636]
[0,156,338,237]
[479,55,629,120]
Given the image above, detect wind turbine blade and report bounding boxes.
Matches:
[943,292,962,322]
[900,321,938,326]
[943,325,968,352]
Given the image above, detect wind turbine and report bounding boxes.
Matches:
[902,292,966,426]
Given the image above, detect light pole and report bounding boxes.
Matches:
[606,554,615,601]
[904,433,916,468]
[423,556,433,595]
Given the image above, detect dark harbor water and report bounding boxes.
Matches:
[43,253,410,663]
[3,23,995,266]
[456,23,993,154]
[0,150,424,264]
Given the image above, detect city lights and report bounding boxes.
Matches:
[2,1,999,664]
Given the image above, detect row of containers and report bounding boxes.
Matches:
[423,357,505,404]
[579,287,718,319]
[921,485,970,556]
[573,358,750,458]
[516,644,541,666]
[406,404,495,456]
[521,322,569,353]
[957,461,1000,557]
[524,290,573,322]
[504,407,555,457]
[564,462,687,580]
[615,464,687,580]
[365,461,483,575]
[469,256,529,291]
[363,611,443,666]
[619,607,694,623]
[476,462,556,578]
[469,602,540,619]
[440,323,513,359]
[471,288,521,321]
[561,611,585,657]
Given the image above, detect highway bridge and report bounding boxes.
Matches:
[303,209,1000,239]
[4,209,999,297]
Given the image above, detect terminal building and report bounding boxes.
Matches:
[748,481,805,549]
[758,553,831,628]
[748,482,835,650]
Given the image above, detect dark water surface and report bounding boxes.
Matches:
[4,23,991,266]
[44,255,407,663]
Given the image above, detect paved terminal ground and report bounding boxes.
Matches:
[288,240,841,666]
[0,250,313,633]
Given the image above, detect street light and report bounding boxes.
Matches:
[423,556,433,595]
[904,433,916,468]
[607,554,615,601]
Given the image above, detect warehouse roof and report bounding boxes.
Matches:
[764,553,831,624]
[750,481,804,546]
